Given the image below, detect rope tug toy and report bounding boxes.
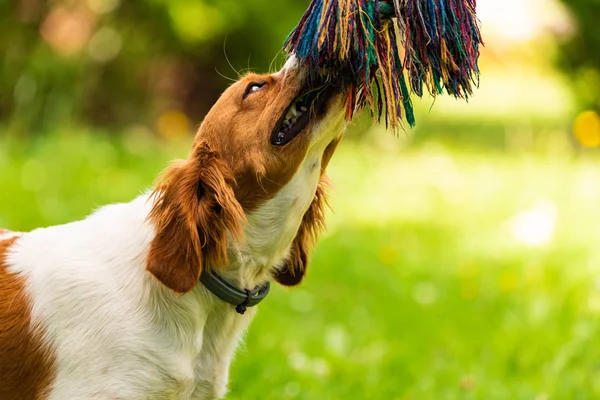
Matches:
[284,0,483,129]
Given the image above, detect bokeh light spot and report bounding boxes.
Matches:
[287,352,309,372]
[157,110,190,140]
[88,27,122,63]
[413,281,438,306]
[40,7,96,56]
[124,125,155,155]
[168,2,225,43]
[573,110,600,148]
[283,382,301,397]
[324,325,349,356]
[460,375,476,391]
[87,0,120,15]
[312,358,330,377]
[509,199,558,247]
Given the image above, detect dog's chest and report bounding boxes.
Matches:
[44,290,252,400]
[115,287,255,400]
[154,293,255,399]
[21,260,253,399]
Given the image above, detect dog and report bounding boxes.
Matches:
[0,57,346,400]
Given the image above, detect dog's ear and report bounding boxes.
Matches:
[147,142,245,293]
[274,176,330,286]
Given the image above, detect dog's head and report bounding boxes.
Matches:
[147,58,346,293]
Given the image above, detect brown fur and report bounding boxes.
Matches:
[196,71,316,211]
[147,142,246,293]
[148,68,344,292]
[0,236,55,400]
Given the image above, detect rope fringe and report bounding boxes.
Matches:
[284,0,483,129]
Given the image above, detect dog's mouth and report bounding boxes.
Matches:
[271,80,339,146]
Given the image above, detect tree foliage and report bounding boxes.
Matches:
[1,0,307,133]
[557,0,600,110]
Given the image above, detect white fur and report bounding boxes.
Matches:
[0,230,19,240]
[5,102,345,399]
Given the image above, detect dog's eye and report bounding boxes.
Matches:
[243,82,266,99]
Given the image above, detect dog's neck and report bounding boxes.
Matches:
[219,145,325,290]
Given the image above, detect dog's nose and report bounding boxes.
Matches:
[276,55,305,81]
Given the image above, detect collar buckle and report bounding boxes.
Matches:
[235,289,252,315]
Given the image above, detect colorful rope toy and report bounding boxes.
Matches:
[284,0,483,129]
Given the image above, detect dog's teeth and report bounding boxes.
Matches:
[282,101,308,130]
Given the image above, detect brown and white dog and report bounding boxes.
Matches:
[0,58,346,399]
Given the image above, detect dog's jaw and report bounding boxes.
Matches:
[223,95,346,289]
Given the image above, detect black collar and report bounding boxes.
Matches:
[199,270,270,315]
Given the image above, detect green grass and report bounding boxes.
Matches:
[1,132,599,399]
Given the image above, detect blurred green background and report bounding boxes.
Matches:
[2,0,600,399]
